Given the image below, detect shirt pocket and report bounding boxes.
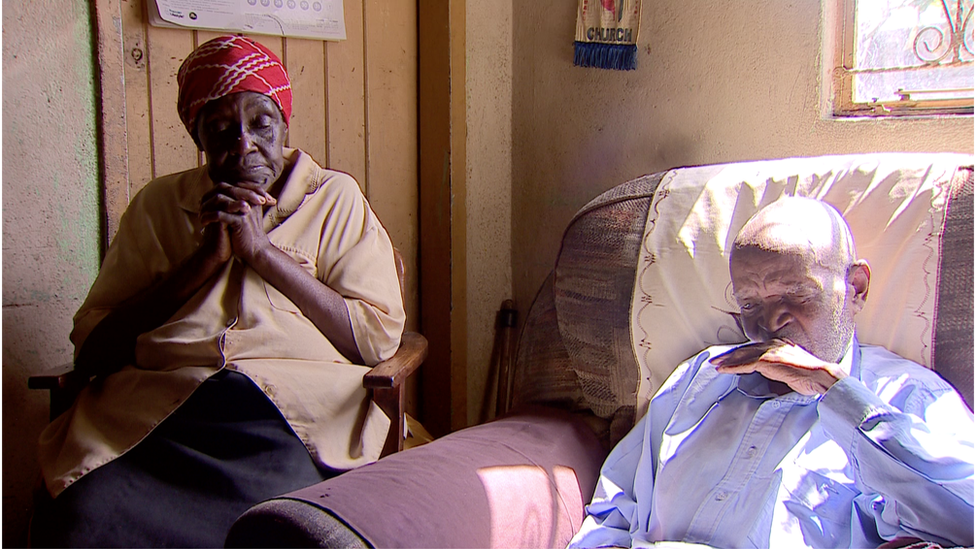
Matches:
[783,457,857,547]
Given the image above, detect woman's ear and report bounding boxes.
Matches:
[848,260,871,313]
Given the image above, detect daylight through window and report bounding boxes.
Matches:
[833,0,974,116]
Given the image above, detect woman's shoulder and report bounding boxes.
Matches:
[287,149,365,200]
[130,165,210,211]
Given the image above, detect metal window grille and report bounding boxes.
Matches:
[833,0,974,117]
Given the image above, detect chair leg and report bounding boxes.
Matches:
[371,385,405,457]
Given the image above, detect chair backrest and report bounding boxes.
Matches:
[392,247,406,310]
[512,154,974,446]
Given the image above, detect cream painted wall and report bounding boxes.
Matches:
[466,0,514,425]
[510,0,974,322]
[2,0,101,543]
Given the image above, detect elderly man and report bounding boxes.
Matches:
[32,36,404,547]
[569,197,974,549]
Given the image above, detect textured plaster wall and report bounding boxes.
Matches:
[2,0,101,543]
[466,0,514,425]
[510,0,974,323]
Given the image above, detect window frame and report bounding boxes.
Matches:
[830,0,974,118]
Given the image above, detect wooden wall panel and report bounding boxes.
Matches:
[326,0,367,191]
[285,39,328,166]
[92,0,130,249]
[145,26,197,177]
[364,0,419,331]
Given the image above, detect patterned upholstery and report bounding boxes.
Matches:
[934,166,974,408]
[512,173,664,445]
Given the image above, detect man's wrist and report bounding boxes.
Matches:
[818,376,886,449]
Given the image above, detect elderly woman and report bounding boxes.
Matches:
[32,36,405,547]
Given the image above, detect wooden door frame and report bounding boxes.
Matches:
[91,0,130,249]
[418,0,467,437]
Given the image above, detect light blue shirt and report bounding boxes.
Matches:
[569,339,974,549]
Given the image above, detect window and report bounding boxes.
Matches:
[832,0,974,117]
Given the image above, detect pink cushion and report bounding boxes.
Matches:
[283,407,608,549]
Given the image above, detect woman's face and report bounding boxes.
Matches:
[196,91,287,189]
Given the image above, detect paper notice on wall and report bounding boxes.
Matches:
[148,0,346,41]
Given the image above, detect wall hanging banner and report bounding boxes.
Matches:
[574,0,642,70]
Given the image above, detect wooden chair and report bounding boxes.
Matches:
[29,248,426,457]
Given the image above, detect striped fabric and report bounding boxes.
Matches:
[177,35,292,138]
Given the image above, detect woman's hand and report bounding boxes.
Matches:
[199,181,277,264]
[200,221,232,265]
[198,179,362,364]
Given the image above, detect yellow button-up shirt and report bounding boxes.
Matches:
[39,149,405,497]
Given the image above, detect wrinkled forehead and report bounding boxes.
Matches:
[729,245,828,287]
[733,197,855,271]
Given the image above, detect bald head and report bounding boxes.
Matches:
[734,196,856,275]
[729,196,870,363]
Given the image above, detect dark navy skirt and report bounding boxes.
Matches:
[31,370,336,547]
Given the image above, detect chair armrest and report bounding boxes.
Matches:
[260,408,609,549]
[28,363,89,390]
[28,363,91,420]
[363,332,428,389]
[363,332,428,457]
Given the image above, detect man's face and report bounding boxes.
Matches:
[196,91,287,189]
[729,246,855,363]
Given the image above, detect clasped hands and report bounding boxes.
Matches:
[199,180,277,264]
[709,339,848,396]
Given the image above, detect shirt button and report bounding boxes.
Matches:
[715,491,728,501]
[770,401,781,409]
[265,385,276,397]
[226,318,236,327]
[745,445,757,458]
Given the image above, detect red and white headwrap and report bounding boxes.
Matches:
[177,35,292,138]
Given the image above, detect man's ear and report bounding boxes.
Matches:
[848,259,871,313]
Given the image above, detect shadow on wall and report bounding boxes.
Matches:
[2,334,59,547]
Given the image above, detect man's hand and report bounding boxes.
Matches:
[709,339,848,396]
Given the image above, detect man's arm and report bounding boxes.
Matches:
[710,339,847,395]
[711,341,974,546]
[819,374,974,547]
[569,413,649,549]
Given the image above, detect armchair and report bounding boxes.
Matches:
[227,153,972,548]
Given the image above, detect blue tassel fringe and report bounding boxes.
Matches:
[573,42,637,71]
